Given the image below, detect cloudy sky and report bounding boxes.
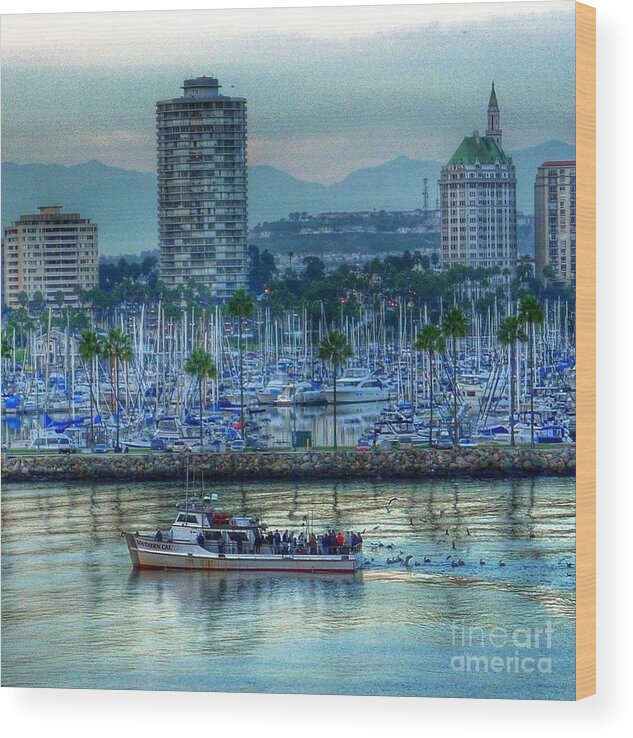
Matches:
[1,1,576,183]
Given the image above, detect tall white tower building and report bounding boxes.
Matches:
[439,84,517,273]
[157,76,248,299]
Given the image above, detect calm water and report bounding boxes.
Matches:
[1,477,576,699]
[2,401,387,449]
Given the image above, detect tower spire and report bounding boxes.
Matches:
[486,82,502,148]
[488,81,499,111]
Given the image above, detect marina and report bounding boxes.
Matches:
[1,296,576,454]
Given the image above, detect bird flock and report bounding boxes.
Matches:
[361,494,575,573]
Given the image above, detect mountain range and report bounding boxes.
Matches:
[1,140,574,256]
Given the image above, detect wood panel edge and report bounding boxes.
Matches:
[575,0,596,701]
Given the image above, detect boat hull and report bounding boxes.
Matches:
[323,389,389,404]
[124,532,361,574]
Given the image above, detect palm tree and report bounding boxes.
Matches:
[415,324,446,447]
[184,347,218,448]
[317,330,353,450]
[442,306,469,448]
[78,330,102,450]
[227,288,255,440]
[101,328,132,452]
[1,331,12,385]
[1,332,11,358]
[519,293,545,446]
[497,316,528,447]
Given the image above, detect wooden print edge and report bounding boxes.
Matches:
[575,0,596,700]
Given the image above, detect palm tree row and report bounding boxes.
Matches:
[77,328,133,452]
[413,292,546,448]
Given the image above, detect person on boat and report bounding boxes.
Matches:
[327,531,335,554]
[344,531,352,553]
[154,528,163,542]
[336,531,344,553]
[317,533,324,554]
[309,533,317,556]
[273,530,281,554]
[197,532,205,548]
[254,532,263,554]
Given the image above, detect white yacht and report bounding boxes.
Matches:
[257,376,287,405]
[275,381,325,407]
[153,416,183,442]
[323,370,389,404]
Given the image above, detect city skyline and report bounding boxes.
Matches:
[1,2,575,184]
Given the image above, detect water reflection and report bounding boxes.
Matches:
[2,477,575,698]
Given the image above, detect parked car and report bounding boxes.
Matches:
[434,432,454,449]
[94,443,109,454]
[458,437,478,448]
[150,438,165,451]
[230,439,246,452]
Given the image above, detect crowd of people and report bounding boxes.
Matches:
[155,525,363,557]
[256,528,363,556]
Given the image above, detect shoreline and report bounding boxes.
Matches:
[1,446,575,483]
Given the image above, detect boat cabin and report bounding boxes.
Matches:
[168,498,262,553]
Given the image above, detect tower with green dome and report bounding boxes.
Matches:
[439,83,517,274]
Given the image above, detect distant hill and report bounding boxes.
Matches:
[2,140,574,256]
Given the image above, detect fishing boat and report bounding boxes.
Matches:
[123,495,364,574]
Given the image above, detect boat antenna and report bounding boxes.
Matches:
[185,454,190,515]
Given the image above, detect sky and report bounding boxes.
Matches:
[1,1,576,183]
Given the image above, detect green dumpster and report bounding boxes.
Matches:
[292,430,312,450]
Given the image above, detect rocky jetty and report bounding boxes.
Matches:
[1,446,575,483]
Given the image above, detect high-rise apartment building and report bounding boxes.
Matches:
[156,76,248,299]
[1,206,98,309]
[534,161,576,285]
[439,84,517,272]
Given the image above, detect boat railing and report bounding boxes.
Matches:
[200,540,363,557]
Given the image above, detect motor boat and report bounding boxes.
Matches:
[123,495,365,574]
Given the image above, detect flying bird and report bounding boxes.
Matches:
[384,497,400,513]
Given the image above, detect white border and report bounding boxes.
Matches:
[1,0,630,733]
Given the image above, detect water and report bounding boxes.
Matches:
[2,401,388,449]
[1,477,575,699]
